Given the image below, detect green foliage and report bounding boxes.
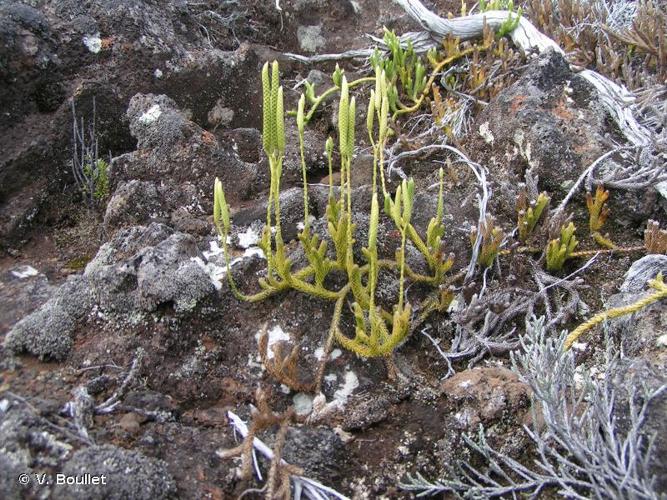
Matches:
[214,61,458,368]
[586,185,615,249]
[517,190,550,242]
[478,0,522,38]
[370,28,428,111]
[586,185,609,233]
[82,158,110,202]
[546,222,579,271]
[471,215,504,268]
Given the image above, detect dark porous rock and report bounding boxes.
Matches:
[233,187,308,242]
[440,367,531,429]
[605,255,667,359]
[0,2,60,128]
[0,451,25,500]
[54,444,176,500]
[85,223,217,313]
[103,180,164,230]
[5,223,219,360]
[222,128,263,163]
[170,207,210,236]
[0,266,54,335]
[0,402,74,497]
[471,49,611,219]
[281,426,344,484]
[115,93,258,210]
[4,276,93,361]
[104,177,209,235]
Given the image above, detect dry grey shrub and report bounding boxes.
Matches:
[401,316,666,498]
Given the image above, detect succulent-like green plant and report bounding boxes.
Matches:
[546,222,579,271]
[517,190,550,242]
[479,0,523,38]
[586,185,615,249]
[471,215,504,268]
[214,61,459,383]
[370,28,428,112]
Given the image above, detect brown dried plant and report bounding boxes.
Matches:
[644,220,667,254]
[219,388,301,500]
[258,326,315,393]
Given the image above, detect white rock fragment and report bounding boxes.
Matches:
[11,265,39,279]
[203,240,224,260]
[83,33,102,53]
[139,104,162,124]
[314,347,342,361]
[656,334,667,347]
[154,68,163,79]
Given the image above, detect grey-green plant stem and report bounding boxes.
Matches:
[304,77,375,123]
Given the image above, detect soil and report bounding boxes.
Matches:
[1,1,666,499]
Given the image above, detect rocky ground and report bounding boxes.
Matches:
[1,0,666,499]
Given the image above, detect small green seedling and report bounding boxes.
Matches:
[546,222,579,271]
[517,190,550,242]
[586,185,615,249]
[472,215,504,268]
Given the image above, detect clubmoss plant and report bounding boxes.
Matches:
[565,273,667,350]
[546,222,579,271]
[517,190,550,243]
[214,61,458,382]
[471,215,504,268]
[479,0,522,38]
[586,185,615,249]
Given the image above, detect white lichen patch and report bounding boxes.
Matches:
[255,325,290,360]
[657,334,667,347]
[572,341,588,352]
[297,24,325,53]
[243,247,265,259]
[478,122,494,145]
[333,370,358,403]
[237,227,259,248]
[83,33,102,53]
[324,373,337,383]
[11,265,39,279]
[296,215,316,232]
[203,240,224,260]
[139,104,162,124]
[190,256,226,290]
[293,393,314,415]
[314,347,342,361]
